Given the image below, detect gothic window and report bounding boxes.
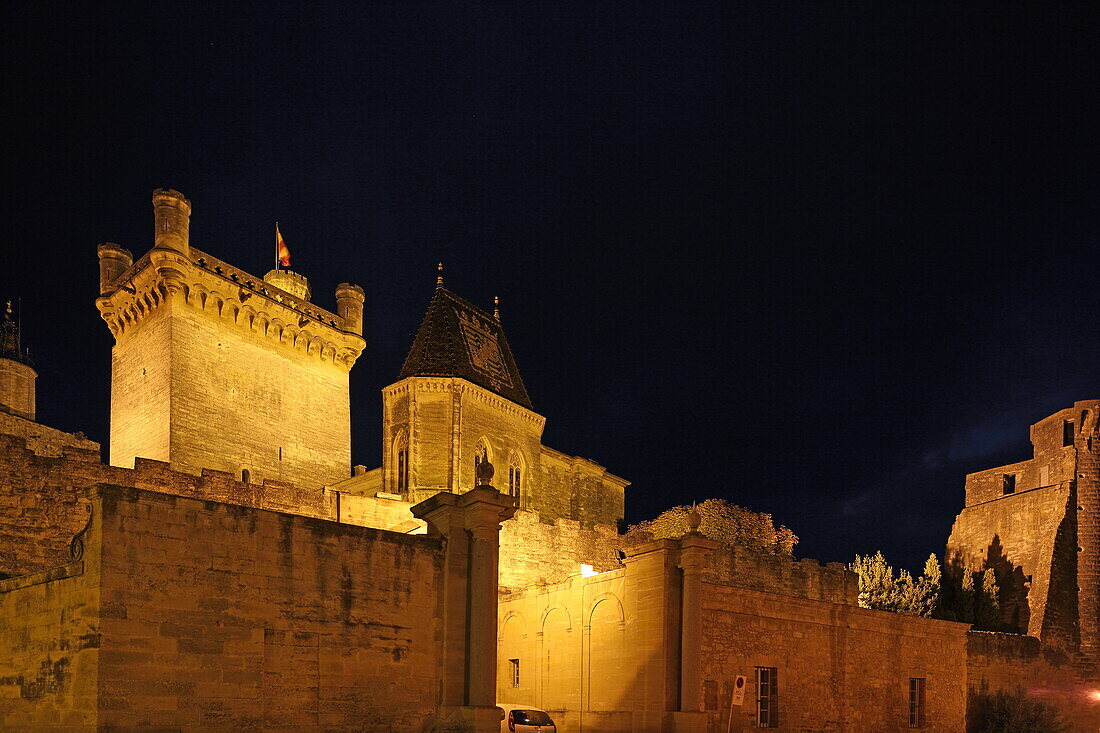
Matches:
[508,451,524,499]
[1002,473,1016,495]
[393,431,409,494]
[474,439,492,486]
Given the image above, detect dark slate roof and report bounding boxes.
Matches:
[0,303,33,367]
[398,287,533,410]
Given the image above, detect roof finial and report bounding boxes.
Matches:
[436,262,444,289]
[3,301,11,321]
[493,295,500,322]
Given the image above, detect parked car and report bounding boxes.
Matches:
[498,704,557,733]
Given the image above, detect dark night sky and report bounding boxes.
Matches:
[1,4,1097,572]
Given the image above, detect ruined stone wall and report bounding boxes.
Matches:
[0,433,331,577]
[0,526,100,730]
[965,631,1099,731]
[948,400,1099,659]
[704,545,857,604]
[0,411,99,458]
[701,582,969,732]
[946,482,1075,644]
[0,426,622,599]
[1073,402,1099,659]
[538,447,627,529]
[92,484,444,730]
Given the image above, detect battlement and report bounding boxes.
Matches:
[962,399,1099,507]
[704,545,858,605]
[96,189,366,488]
[98,245,363,369]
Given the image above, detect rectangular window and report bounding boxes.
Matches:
[704,680,719,711]
[509,658,520,688]
[1063,420,1075,447]
[908,678,926,728]
[755,667,777,728]
[1002,473,1016,495]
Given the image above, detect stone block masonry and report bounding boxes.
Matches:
[97,189,366,491]
[1,483,519,731]
[946,400,1099,656]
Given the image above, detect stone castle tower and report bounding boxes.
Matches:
[0,301,36,421]
[947,400,1099,659]
[377,278,628,526]
[95,189,366,488]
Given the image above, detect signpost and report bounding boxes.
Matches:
[726,675,747,733]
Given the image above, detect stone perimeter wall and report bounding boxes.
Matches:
[0,557,100,731]
[946,483,1074,642]
[0,484,447,731]
[965,631,1099,731]
[0,429,620,595]
[701,582,969,732]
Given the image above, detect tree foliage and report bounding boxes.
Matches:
[852,551,1005,628]
[850,552,940,617]
[626,499,797,556]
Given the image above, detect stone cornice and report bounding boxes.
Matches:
[95,246,364,370]
[383,376,546,428]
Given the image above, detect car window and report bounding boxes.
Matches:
[513,710,553,726]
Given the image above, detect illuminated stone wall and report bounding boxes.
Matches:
[702,582,968,731]
[164,294,353,487]
[0,551,99,730]
[0,432,334,578]
[382,377,545,499]
[946,400,1099,654]
[0,484,450,731]
[0,358,36,421]
[965,631,1099,731]
[381,377,626,527]
[0,410,98,458]
[97,190,365,491]
[497,538,969,732]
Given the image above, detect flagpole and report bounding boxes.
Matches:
[275,222,279,272]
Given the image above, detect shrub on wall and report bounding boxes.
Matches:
[626,499,797,556]
[967,688,1070,733]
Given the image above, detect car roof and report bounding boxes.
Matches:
[497,704,550,713]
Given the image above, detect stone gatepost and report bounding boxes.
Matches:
[412,487,517,732]
[672,531,717,733]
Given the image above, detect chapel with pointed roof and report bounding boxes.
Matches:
[345,270,628,528]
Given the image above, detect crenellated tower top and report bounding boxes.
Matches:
[94,188,366,488]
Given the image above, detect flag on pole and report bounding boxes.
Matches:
[276,223,291,268]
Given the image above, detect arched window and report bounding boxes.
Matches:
[508,451,523,499]
[393,431,409,494]
[474,438,493,487]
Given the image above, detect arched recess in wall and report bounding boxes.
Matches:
[392,430,409,494]
[541,606,579,713]
[587,594,627,712]
[474,437,493,487]
[498,612,528,705]
[508,450,525,503]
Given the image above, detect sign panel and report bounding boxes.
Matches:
[731,675,746,706]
